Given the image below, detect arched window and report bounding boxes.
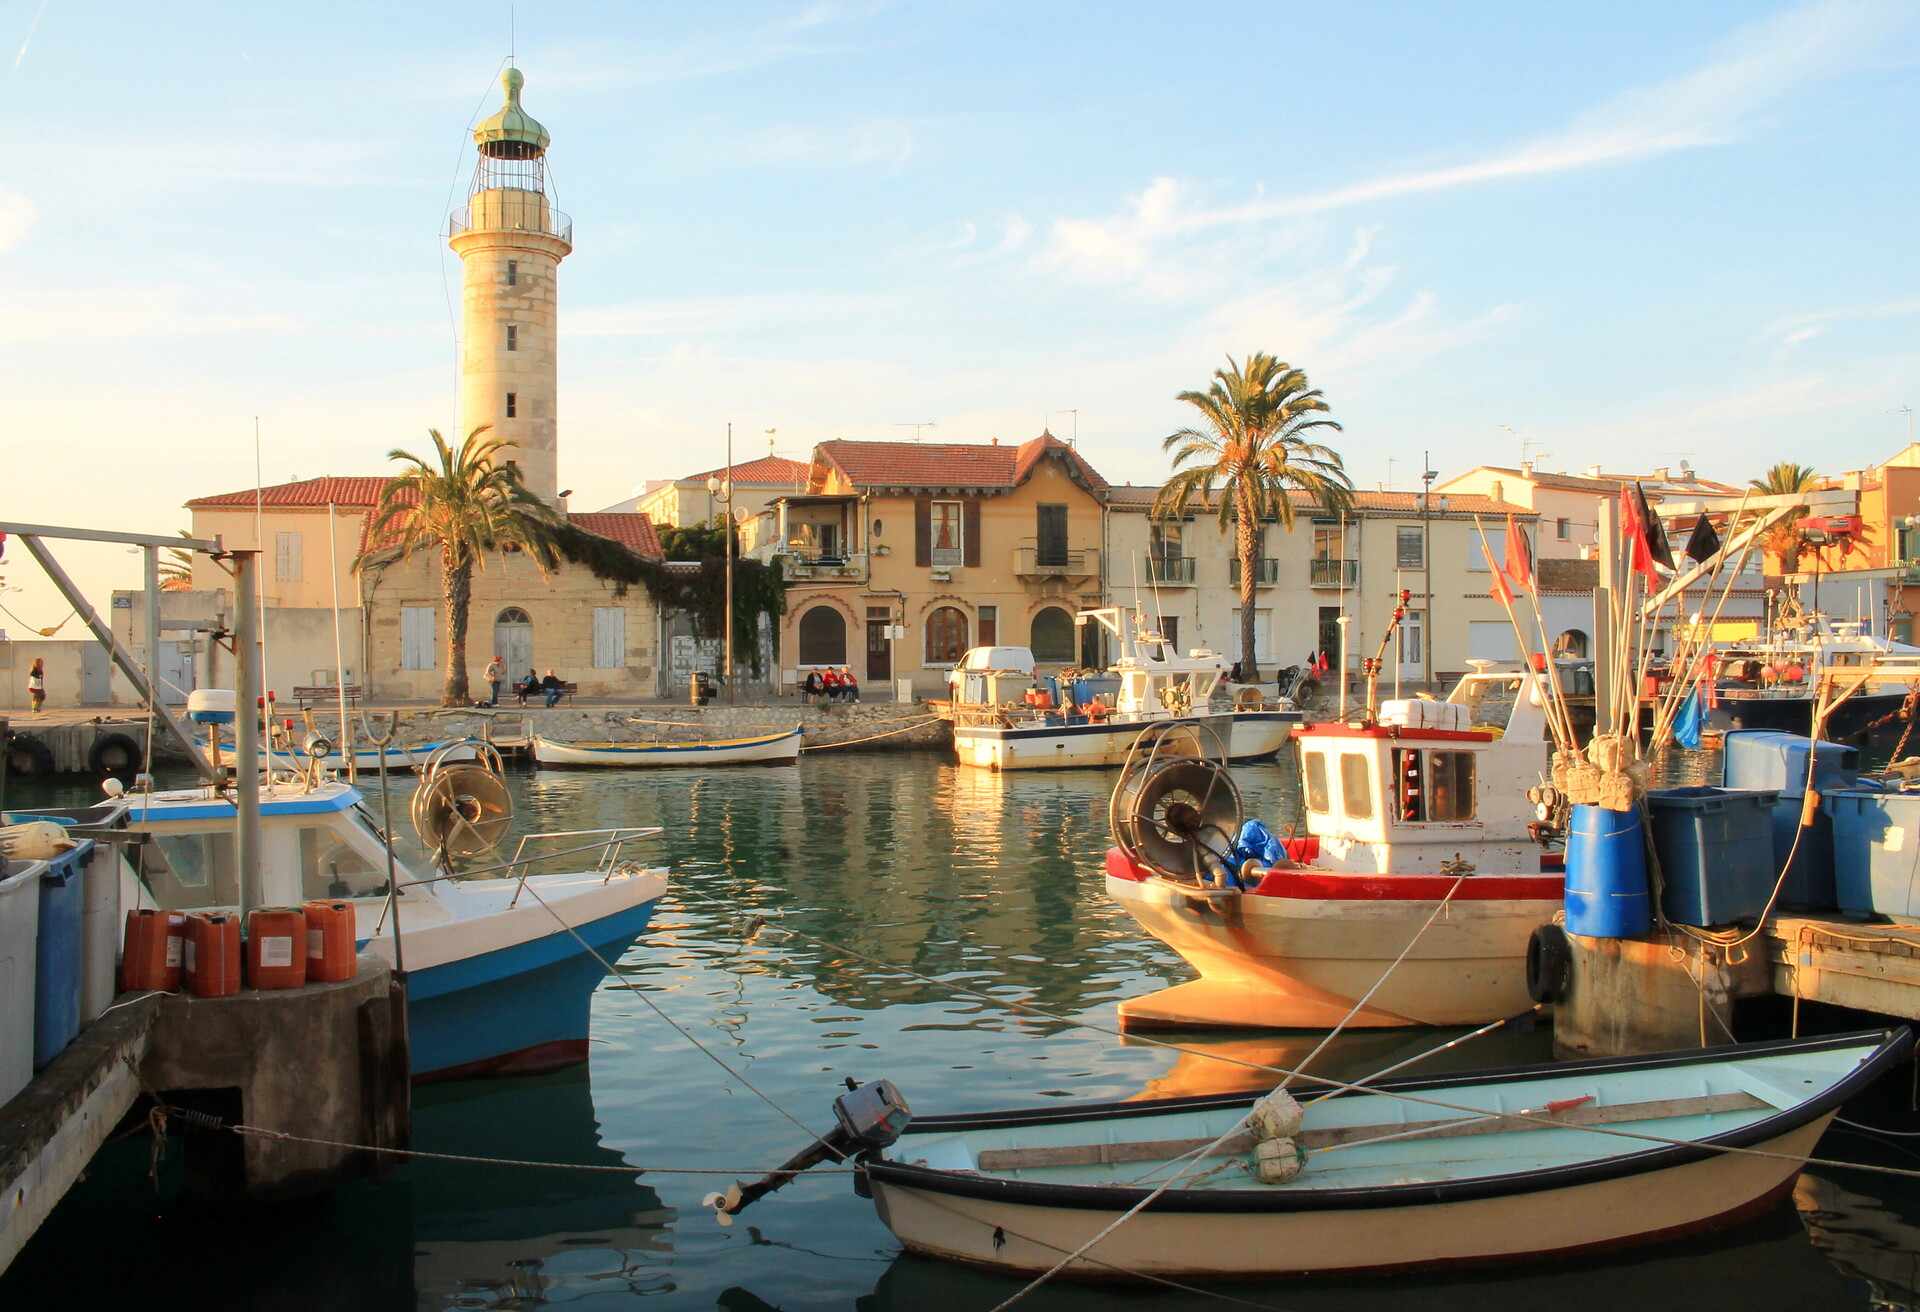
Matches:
[1554,628,1589,658]
[1031,607,1075,662]
[798,605,847,665]
[925,606,968,665]
[497,607,531,624]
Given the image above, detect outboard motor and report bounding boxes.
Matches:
[704,1079,912,1223]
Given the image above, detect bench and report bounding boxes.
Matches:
[515,680,578,707]
[292,685,361,710]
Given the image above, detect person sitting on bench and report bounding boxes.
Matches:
[514,668,539,705]
[803,669,825,703]
[539,668,566,708]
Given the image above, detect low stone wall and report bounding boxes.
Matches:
[350,700,953,754]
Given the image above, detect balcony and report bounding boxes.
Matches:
[1230,557,1282,586]
[1146,555,1196,586]
[1013,544,1101,580]
[781,551,868,583]
[1309,559,1360,589]
[448,195,573,244]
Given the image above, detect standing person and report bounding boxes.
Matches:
[483,655,504,708]
[540,668,565,708]
[27,657,46,713]
[821,666,843,702]
[842,666,860,703]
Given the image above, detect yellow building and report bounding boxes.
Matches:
[753,433,1111,694]
[604,456,808,528]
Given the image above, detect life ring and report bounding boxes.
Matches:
[6,734,56,778]
[87,731,142,778]
[1526,923,1573,1004]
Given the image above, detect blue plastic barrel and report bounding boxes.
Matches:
[1564,803,1652,937]
[32,847,86,1070]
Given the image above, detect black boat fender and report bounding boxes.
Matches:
[1527,923,1573,1005]
[87,731,142,778]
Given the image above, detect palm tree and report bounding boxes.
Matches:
[1748,461,1820,573]
[359,427,563,706]
[159,531,196,592]
[1153,353,1353,682]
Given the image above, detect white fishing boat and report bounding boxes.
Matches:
[120,736,668,1081]
[758,1029,1907,1280]
[949,609,1299,771]
[260,738,479,774]
[1107,663,1566,1030]
[532,726,802,768]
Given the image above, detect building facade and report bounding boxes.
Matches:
[604,455,808,528]
[748,434,1110,695]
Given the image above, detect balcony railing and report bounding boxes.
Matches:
[1309,559,1360,588]
[449,195,574,244]
[1230,558,1282,586]
[782,551,867,582]
[1013,545,1101,578]
[1147,555,1196,585]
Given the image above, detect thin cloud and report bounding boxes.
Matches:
[738,117,915,169]
[13,0,49,72]
[1774,296,1920,347]
[0,190,33,252]
[565,292,898,338]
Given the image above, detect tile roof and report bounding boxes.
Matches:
[1458,465,1741,497]
[187,476,388,509]
[681,455,808,486]
[1106,485,1533,517]
[812,431,1109,492]
[356,499,662,562]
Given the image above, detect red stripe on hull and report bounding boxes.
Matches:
[413,1038,589,1085]
[1252,870,1564,901]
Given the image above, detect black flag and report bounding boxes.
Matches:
[1634,482,1675,571]
[1683,513,1721,563]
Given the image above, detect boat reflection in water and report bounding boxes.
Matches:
[1796,1167,1920,1309]
[407,1067,677,1306]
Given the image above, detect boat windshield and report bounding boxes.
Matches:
[138,820,391,909]
[299,825,391,900]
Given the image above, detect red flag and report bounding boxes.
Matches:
[1481,533,1513,605]
[1502,514,1533,593]
[1620,486,1657,579]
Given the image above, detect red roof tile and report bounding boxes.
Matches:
[567,512,663,559]
[682,455,808,485]
[813,433,1109,492]
[187,476,388,509]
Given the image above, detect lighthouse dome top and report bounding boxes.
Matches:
[473,66,551,157]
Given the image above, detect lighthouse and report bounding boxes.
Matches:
[449,66,572,505]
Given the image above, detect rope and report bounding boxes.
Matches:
[0,600,78,636]
[985,876,1468,1309]
[666,882,1920,1186]
[799,715,940,751]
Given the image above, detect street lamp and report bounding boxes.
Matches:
[706,422,737,705]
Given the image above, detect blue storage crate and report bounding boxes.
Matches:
[1825,790,1920,922]
[1644,787,1780,927]
[1720,732,1860,911]
[32,843,89,1070]
[1564,804,1652,937]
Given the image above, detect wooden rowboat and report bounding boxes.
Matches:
[829,1030,1909,1279]
[532,727,802,768]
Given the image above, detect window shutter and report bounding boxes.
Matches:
[914,497,932,567]
[401,607,435,670]
[592,607,625,669]
[963,500,982,567]
[288,533,302,583]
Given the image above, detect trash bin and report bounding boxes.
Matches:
[1721,731,1860,910]
[1644,787,1779,926]
[33,842,90,1070]
[689,670,716,706]
[0,861,41,1104]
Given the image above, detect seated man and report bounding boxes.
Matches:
[540,668,565,708]
[841,666,860,702]
[802,669,824,703]
[514,668,539,705]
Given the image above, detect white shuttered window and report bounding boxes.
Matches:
[592,607,626,669]
[401,607,435,670]
[274,531,303,582]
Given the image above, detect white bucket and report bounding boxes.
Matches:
[78,843,121,1023]
[0,862,42,1106]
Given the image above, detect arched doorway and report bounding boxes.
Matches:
[494,606,533,678]
[1554,628,1589,658]
[1031,606,1075,663]
[925,606,968,665]
[798,605,847,666]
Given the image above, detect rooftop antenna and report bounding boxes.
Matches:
[765,427,776,456]
[1057,409,1079,446]
[894,421,936,441]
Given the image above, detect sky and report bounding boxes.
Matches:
[2,0,1918,633]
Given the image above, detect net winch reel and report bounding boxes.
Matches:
[411,739,513,872]
[1109,721,1243,885]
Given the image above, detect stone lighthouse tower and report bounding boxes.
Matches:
[449,66,571,505]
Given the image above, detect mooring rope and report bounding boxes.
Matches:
[799,715,941,751]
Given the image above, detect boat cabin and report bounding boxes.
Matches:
[1083,607,1228,720]
[1293,665,1553,875]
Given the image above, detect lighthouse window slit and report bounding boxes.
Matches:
[507,260,517,286]
[506,392,517,418]
[506,325,518,351]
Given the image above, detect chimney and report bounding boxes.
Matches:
[1490,479,1504,503]
[1519,460,1534,478]
[1584,464,1603,478]
[1652,466,1670,481]
[990,437,999,445]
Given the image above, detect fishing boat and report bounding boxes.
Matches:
[1106,662,1566,1030]
[949,608,1299,771]
[532,726,802,767]
[118,740,668,1081]
[261,738,479,774]
[1710,616,1918,740]
[726,1029,1908,1280]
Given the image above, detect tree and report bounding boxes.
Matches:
[359,427,563,706]
[1153,353,1353,682]
[1748,461,1820,573]
[159,531,196,592]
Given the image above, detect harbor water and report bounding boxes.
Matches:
[3,751,1916,1309]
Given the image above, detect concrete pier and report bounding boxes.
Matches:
[1556,916,1920,1057]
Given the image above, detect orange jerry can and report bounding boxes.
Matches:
[185,912,242,998]
[302,900,357,983]
[121,908,184,991]
[246,907,308,990]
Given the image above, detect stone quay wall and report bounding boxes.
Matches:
[341,700,954,755]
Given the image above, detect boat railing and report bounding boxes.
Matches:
[503,826,664,907]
